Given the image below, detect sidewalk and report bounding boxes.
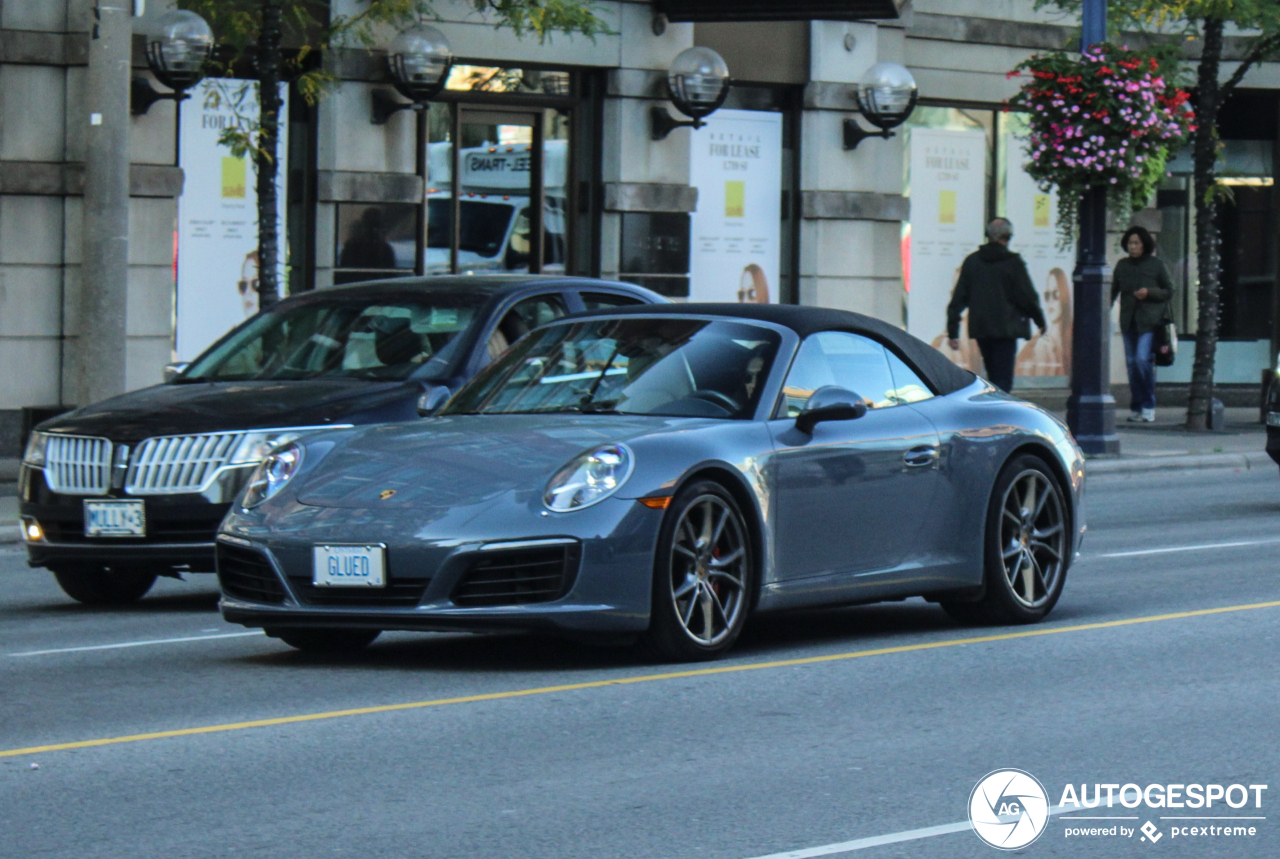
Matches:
[1064,406,1272,475]
[0,411,1271,544]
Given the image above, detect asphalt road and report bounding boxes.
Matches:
[2,465,1278,858]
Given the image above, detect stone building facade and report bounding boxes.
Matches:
[1,0,1277,454]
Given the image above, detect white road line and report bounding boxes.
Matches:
[1098,538,1280,559]
[744,805,1074,858]
[10,631,263,657]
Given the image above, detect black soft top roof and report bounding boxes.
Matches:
[564,302,977,396]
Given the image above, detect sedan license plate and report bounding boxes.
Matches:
[313,545,386,588]
[1268,412,1280,428]
[83,500,146,537]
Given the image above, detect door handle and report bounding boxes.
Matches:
[904,446,939,467]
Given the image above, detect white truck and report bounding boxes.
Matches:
[421,139,567,275]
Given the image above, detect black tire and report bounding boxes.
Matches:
[52,567,157,605]
[640,480,754,662]
[941,454,1070,626]
[266,627,381,654]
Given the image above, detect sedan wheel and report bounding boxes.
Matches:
[642,480,753,661]
[941,454,1068,625]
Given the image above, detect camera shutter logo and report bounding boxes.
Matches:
[969,769,1050,850]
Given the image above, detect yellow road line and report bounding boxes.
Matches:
[5,599,1279,759]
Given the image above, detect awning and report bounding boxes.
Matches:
[654,0,905,22]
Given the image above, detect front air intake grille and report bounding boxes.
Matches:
[287,575,432,608]
[126,432,245,495]
[451,543,580,607]
[43,435,113,495]
[216,543,287,605]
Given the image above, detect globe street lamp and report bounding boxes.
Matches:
[131,9,214,116]
[371,25,454,125]
[651,46,731,140]
[843,61,918,149]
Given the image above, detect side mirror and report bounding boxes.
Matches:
[416,385,451,417]
[163,362,190,383]
[795,385,867,434]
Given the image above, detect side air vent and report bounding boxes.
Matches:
[451,542,580,607]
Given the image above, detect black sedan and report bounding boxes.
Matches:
[18,275,665,604]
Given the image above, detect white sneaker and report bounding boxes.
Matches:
[1140,408,1156,422]
[1127,411,1143,422]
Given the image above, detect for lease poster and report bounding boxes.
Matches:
[689,109,783,303]
[176,79,287,361]
[1004,138,1076,386]
[906,128,987,367]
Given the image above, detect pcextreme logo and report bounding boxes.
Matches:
[969,769,1051,850]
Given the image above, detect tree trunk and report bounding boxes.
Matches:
[255,0,284,310]
[1185,17,1225,429]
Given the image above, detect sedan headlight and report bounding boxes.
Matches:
[228,426,345,465]
[22,431,48,467]
[240,442,304,509]
[543,443,633,512]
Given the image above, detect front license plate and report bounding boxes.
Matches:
[1268,412,1280,428]
[84,500,146,537]
[313,545,386,588]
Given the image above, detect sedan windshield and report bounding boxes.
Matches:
[443,317,780,419]
[181,294,484,382]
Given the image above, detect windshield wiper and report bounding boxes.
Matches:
[577,399,622,414]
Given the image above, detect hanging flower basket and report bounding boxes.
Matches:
[1007,45,1195,246]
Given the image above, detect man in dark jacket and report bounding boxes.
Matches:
[946,218,1046,393]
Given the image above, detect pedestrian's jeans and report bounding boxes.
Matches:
[1122,323,1156,411]
[976,337,1017,393]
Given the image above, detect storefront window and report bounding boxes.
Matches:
[422,68,578,277]
[333,203,417,285]
[902,105,1076,387]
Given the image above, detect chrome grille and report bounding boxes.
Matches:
[125,432,245,495]
[44,434,113,495]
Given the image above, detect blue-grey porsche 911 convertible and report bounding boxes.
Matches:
[217,304,1085,661]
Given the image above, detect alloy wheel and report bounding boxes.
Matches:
[998,469,1066,608]
[668,494,748,646]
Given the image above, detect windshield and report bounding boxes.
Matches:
[443,318,781,419]
[182,295,485,382]
[428,198,516,258]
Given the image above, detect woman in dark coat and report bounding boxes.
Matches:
[1111,225,1173,422]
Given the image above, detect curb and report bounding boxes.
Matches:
[1086,450,1274,475]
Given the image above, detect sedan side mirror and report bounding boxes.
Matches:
[795,385,867,434]
[416,385,451,417]
[163,362,190,383]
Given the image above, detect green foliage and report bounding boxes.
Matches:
[175,0,609,118]
[1035,0,1280,35]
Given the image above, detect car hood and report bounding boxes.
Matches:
[294,413,711,510]
[39,379,419,442]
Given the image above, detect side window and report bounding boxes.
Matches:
[884,350,935,404]
[486,294,568,362]
[581,291,644,311]
[778,332,898,417]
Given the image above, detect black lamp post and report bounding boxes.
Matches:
[1066,0,1119,454]
[131,9,213,116]
[843,61,918,150]
[651,46,731,140]
[371,25,454,125]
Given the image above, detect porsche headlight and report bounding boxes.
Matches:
[240,442,304,509]
[229,426,343,465]
[22,431,49,467]
[543,443,634,512]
